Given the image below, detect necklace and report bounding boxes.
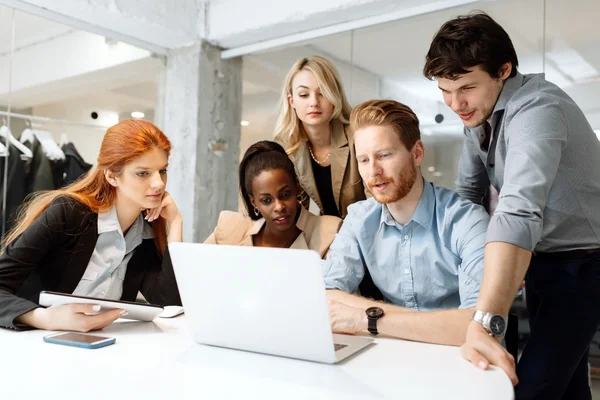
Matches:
[308,145,331,165]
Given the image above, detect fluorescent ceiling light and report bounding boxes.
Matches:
[433,171,443,177]
[545,40,599,81]
[105,37,119,47]
[428,166,436,172]
[131,111,145,119]
[542,64,573,88]
[241,120,250,126]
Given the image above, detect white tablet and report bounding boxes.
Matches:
[39,291,164,322]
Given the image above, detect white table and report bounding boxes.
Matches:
[0,316,514,399]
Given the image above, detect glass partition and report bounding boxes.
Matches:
[0,7,165,239]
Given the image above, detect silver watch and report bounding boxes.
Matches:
[472,311,507,338]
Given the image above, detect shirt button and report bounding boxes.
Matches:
[100,290,106,295]
[406,302,414,308]
[403,235,409,241]
[404,269,410,275]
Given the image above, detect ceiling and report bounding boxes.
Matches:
[0,7,73,55]
[0,6,162,117]
[0,0,597,148]
[240,0,600,146]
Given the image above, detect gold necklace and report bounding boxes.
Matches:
[308,144,331,165]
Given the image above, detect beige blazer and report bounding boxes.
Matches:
[277,120,367,219]
[203,207,342,259]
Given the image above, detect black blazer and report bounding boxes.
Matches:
[0,196,181,330]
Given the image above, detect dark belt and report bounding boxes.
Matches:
[533,248,600,261]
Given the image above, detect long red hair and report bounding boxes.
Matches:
[3,119,171,254]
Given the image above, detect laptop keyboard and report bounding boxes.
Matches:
[334,343,348,351]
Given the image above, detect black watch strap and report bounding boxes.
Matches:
[366,307,384,336]
[368,317,379,335]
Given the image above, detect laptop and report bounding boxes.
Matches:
[169,242,374,364]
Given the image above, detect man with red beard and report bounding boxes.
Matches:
[323,99,491,346]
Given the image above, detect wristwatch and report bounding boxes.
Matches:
[472,310,507,338]
[366,307,384,336]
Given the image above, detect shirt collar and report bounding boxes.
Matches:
[140,216,154,240]
[379,178,435,231]
[492,71,525,116]
[126,214,154,253]
[97,206,153,240]
[97,206,120,234]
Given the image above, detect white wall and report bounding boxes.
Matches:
[0,30,151,102]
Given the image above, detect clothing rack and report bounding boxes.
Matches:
[0,110,110,129]
[1,109,108,238]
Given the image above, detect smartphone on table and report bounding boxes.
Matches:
[43,332,116,349]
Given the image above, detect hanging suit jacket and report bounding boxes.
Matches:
[0,138,28,235]
[60,142,92,187]
[24,138,55,193]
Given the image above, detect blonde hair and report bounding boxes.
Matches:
[274,56,352,154]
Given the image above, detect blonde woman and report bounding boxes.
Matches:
[274,56,366,219]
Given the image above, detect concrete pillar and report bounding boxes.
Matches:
[164,41,242,243]
[154,65,167,129]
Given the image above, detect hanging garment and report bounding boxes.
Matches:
[1,126,33,160]
[20,129,64,161]
[24,138,55,193]
[58,142,92,187]
[0,138,28,237]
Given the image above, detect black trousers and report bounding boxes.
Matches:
[515,252,600,399]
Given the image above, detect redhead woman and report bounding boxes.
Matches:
[0,119,182,331]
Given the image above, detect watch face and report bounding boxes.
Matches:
[489,315,506,335]
[366,307,384,318]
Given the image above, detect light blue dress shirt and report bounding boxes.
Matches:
[72,206,153,299]
[323,179,489,310]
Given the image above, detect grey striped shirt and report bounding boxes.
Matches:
[456,72,600,252]
[72,206,153,299]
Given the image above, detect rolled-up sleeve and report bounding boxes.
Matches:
[447,200,489,309]
[321,215,365,293]
[487,99,567,251]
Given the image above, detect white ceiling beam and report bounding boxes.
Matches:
[0,0,170,55]
[221,0,482,59]
[0,0,206,55]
